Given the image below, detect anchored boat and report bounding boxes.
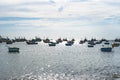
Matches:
[88,44,94,47]
[26,41,38,45]
[6,40,13,44]
[104,41,110,45]
[65,41,74,46]
[101,44,112,52]
[101,47,112,52]
[49,42,56,46]
[8,47,19,52]
[112,42,120,47]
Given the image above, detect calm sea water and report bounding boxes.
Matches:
[0,41,120,80]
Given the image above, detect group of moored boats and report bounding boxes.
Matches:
[0,36,120,53]
[7,41,120,53]
[87,40,120,52]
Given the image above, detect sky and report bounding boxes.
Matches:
[0,0,120,39]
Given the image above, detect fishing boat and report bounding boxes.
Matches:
[79,40,84,44]
[56,38,63,43]
[65,41,74,46]
[101,44,112,52]
[6,40,13,44]
[63,38,68,41]
[95,41,102,44]
[65,43,73,46]
[43,38,50,43]
[88,44,94,47]
[104,41,110,45]
[101,47,112,52]
[0,40,2,43]
[71,38,75,42]
[88,41,95,45]
[26,40,38,45]
[8,47,19,52]
[112,43,120,47]
[83,38,88,42]
[49,42,56,46]
[115,38,120,42]
[35,37,42,42]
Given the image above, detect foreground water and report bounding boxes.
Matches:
[0,42,120,80]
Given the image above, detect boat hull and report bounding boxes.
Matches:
[65,43,73,46]
[26,42,38,45]
[9,47,19,52]
[112,43,120,47]
[88,45,94,47]
[49,43,56,46]
[101,47,112,52]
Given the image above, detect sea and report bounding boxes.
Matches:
[0,41,120,80]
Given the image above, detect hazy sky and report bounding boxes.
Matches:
[0,0,120,39]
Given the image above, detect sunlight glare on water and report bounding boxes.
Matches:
[0,42,120,80]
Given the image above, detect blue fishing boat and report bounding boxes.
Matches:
[8,47,19,52]
[65,43,73,46]
[65,41,74,46]
[49,42,56,46]
[101,47,112,52]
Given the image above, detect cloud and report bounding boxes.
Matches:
[0,17,41,21]
[70,0,88,2]
[0,23,16,27]
[0,0,50,5]
[0,0,119,18]
[0,0,120,40]
[94,15,120,26]
[0,0,119,30]
[49,0,56,3]
[58,6,64,12]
